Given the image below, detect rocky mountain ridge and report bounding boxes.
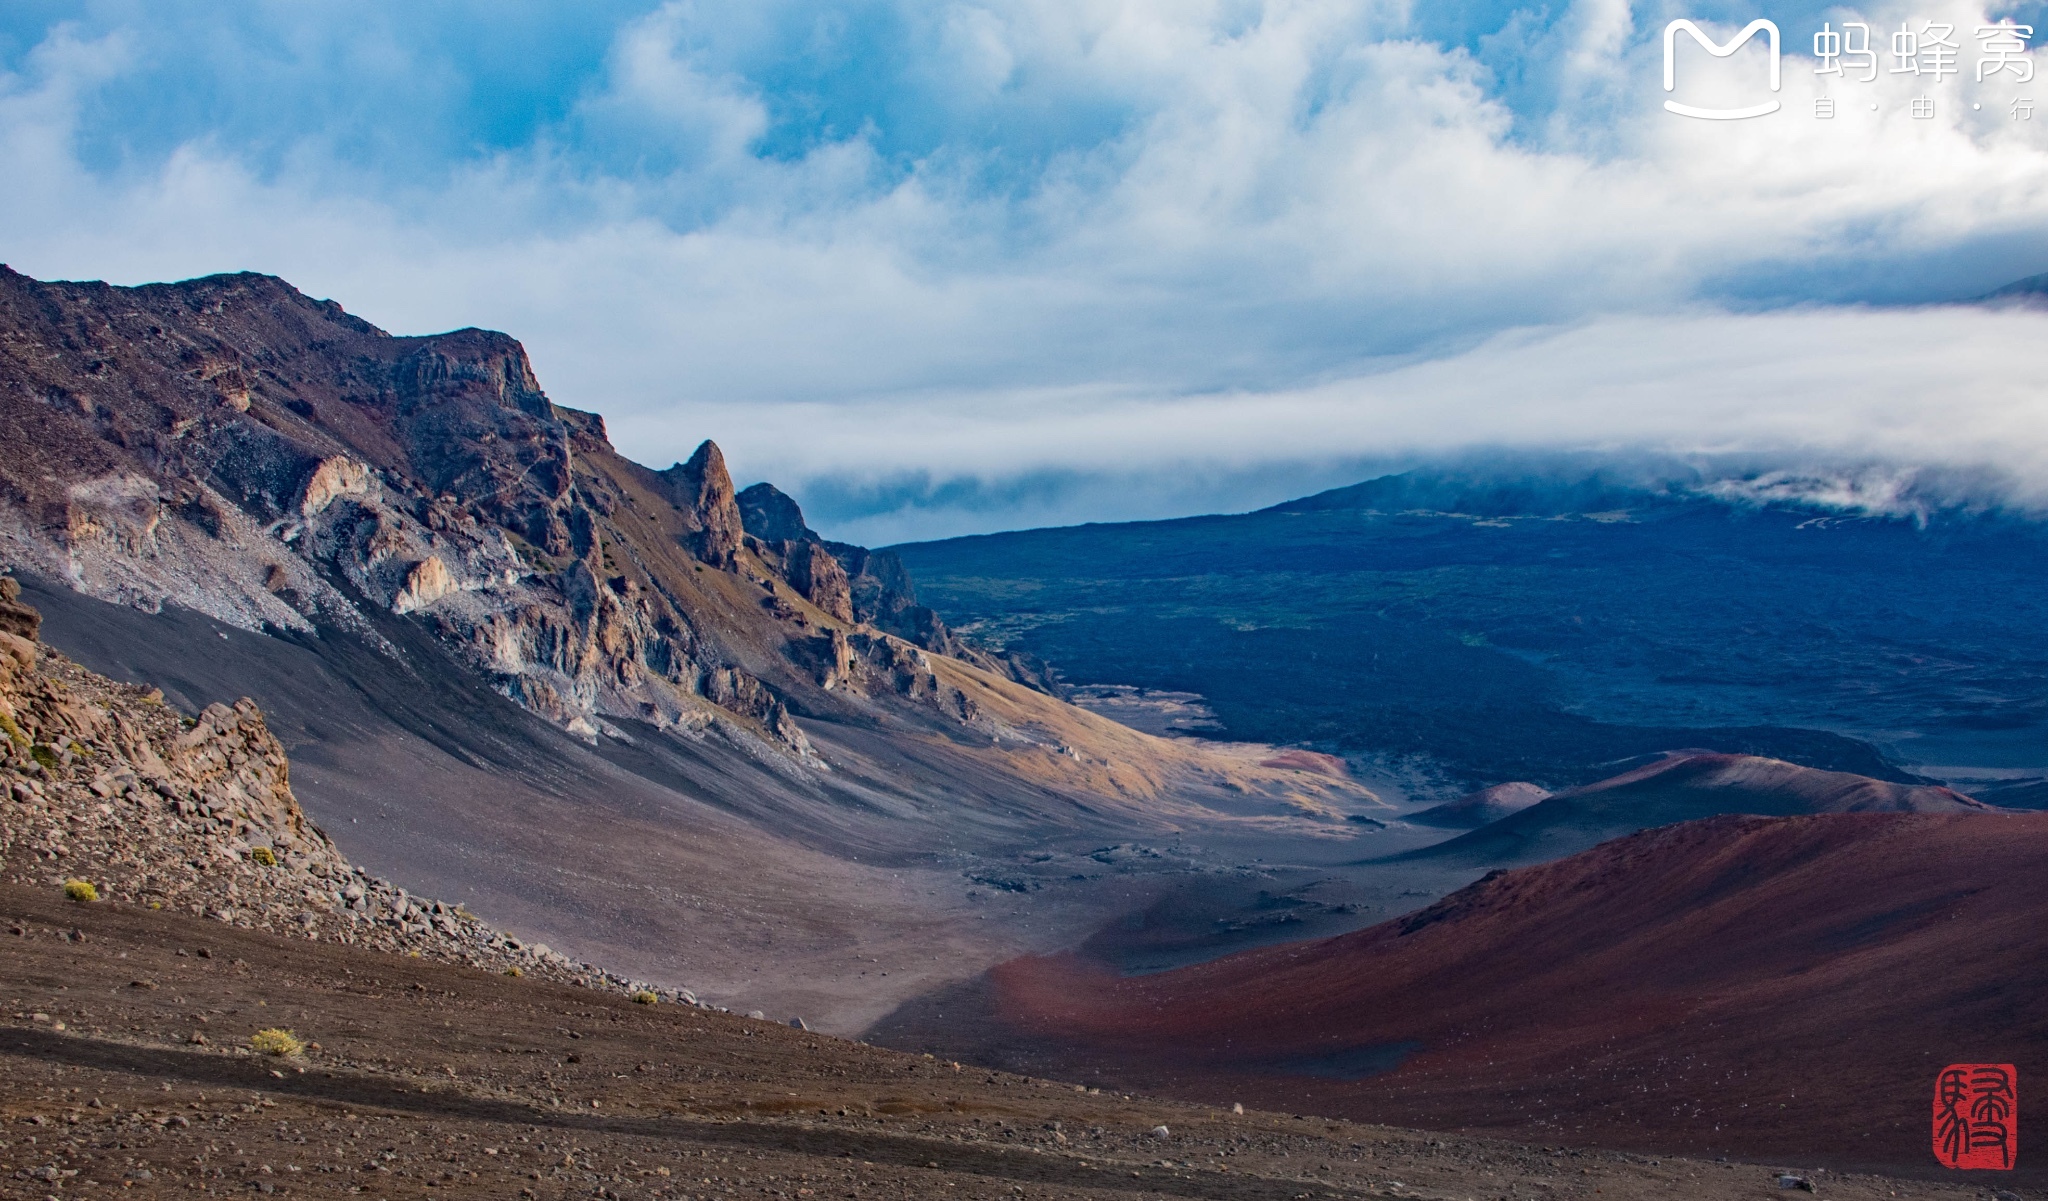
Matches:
[0,267,1051,760]
[736,478,1061,692]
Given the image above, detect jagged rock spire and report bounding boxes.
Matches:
[661,440,745,569]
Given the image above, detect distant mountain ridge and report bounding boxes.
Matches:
[893,461,2048,789]
[1264,470,1671,518]
[1264,461,2045,526]
[1977,269,2048,306]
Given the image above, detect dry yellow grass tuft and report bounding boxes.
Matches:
[62,879,97,903]
[249,1028,304,1057]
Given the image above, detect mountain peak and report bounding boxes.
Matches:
[737,481,818,545]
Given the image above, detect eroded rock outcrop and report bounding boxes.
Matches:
[392,555,457,614]
[734,482,1065,695]
[737,483,856,622]
[0,578,39,640]
[299,455,374,517]
[794,626,987,727]
[782,540,856,622]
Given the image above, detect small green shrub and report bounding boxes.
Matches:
[63,879,98,903]
[0,711,26,746]
[249,846,278,868]
[503,966,524,978]
[30,744,57,769]
[249,1028,304,1057]
[632,990,659,1005]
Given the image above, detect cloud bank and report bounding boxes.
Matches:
[4,1,2048,538]
[678,304,2048,542]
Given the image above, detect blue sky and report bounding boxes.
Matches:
[8,1,2048,541]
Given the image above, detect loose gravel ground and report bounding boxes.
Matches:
[0,886,2004,1201]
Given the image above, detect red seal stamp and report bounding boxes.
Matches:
[1933,1064,2017,1170]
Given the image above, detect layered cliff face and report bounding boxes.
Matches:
[0,267,1032,756]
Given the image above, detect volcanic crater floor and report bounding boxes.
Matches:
[0,886,1999,1201]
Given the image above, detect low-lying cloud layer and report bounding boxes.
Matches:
[680,305,2048,542]
[5,2,2048,538]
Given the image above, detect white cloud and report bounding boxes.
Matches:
[6,2,2048,540]
[645,304,2048,539]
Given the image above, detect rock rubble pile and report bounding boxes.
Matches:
[0,576,695,1005]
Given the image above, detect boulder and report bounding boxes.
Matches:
[392,556,457,614]
[298,456,374,518]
